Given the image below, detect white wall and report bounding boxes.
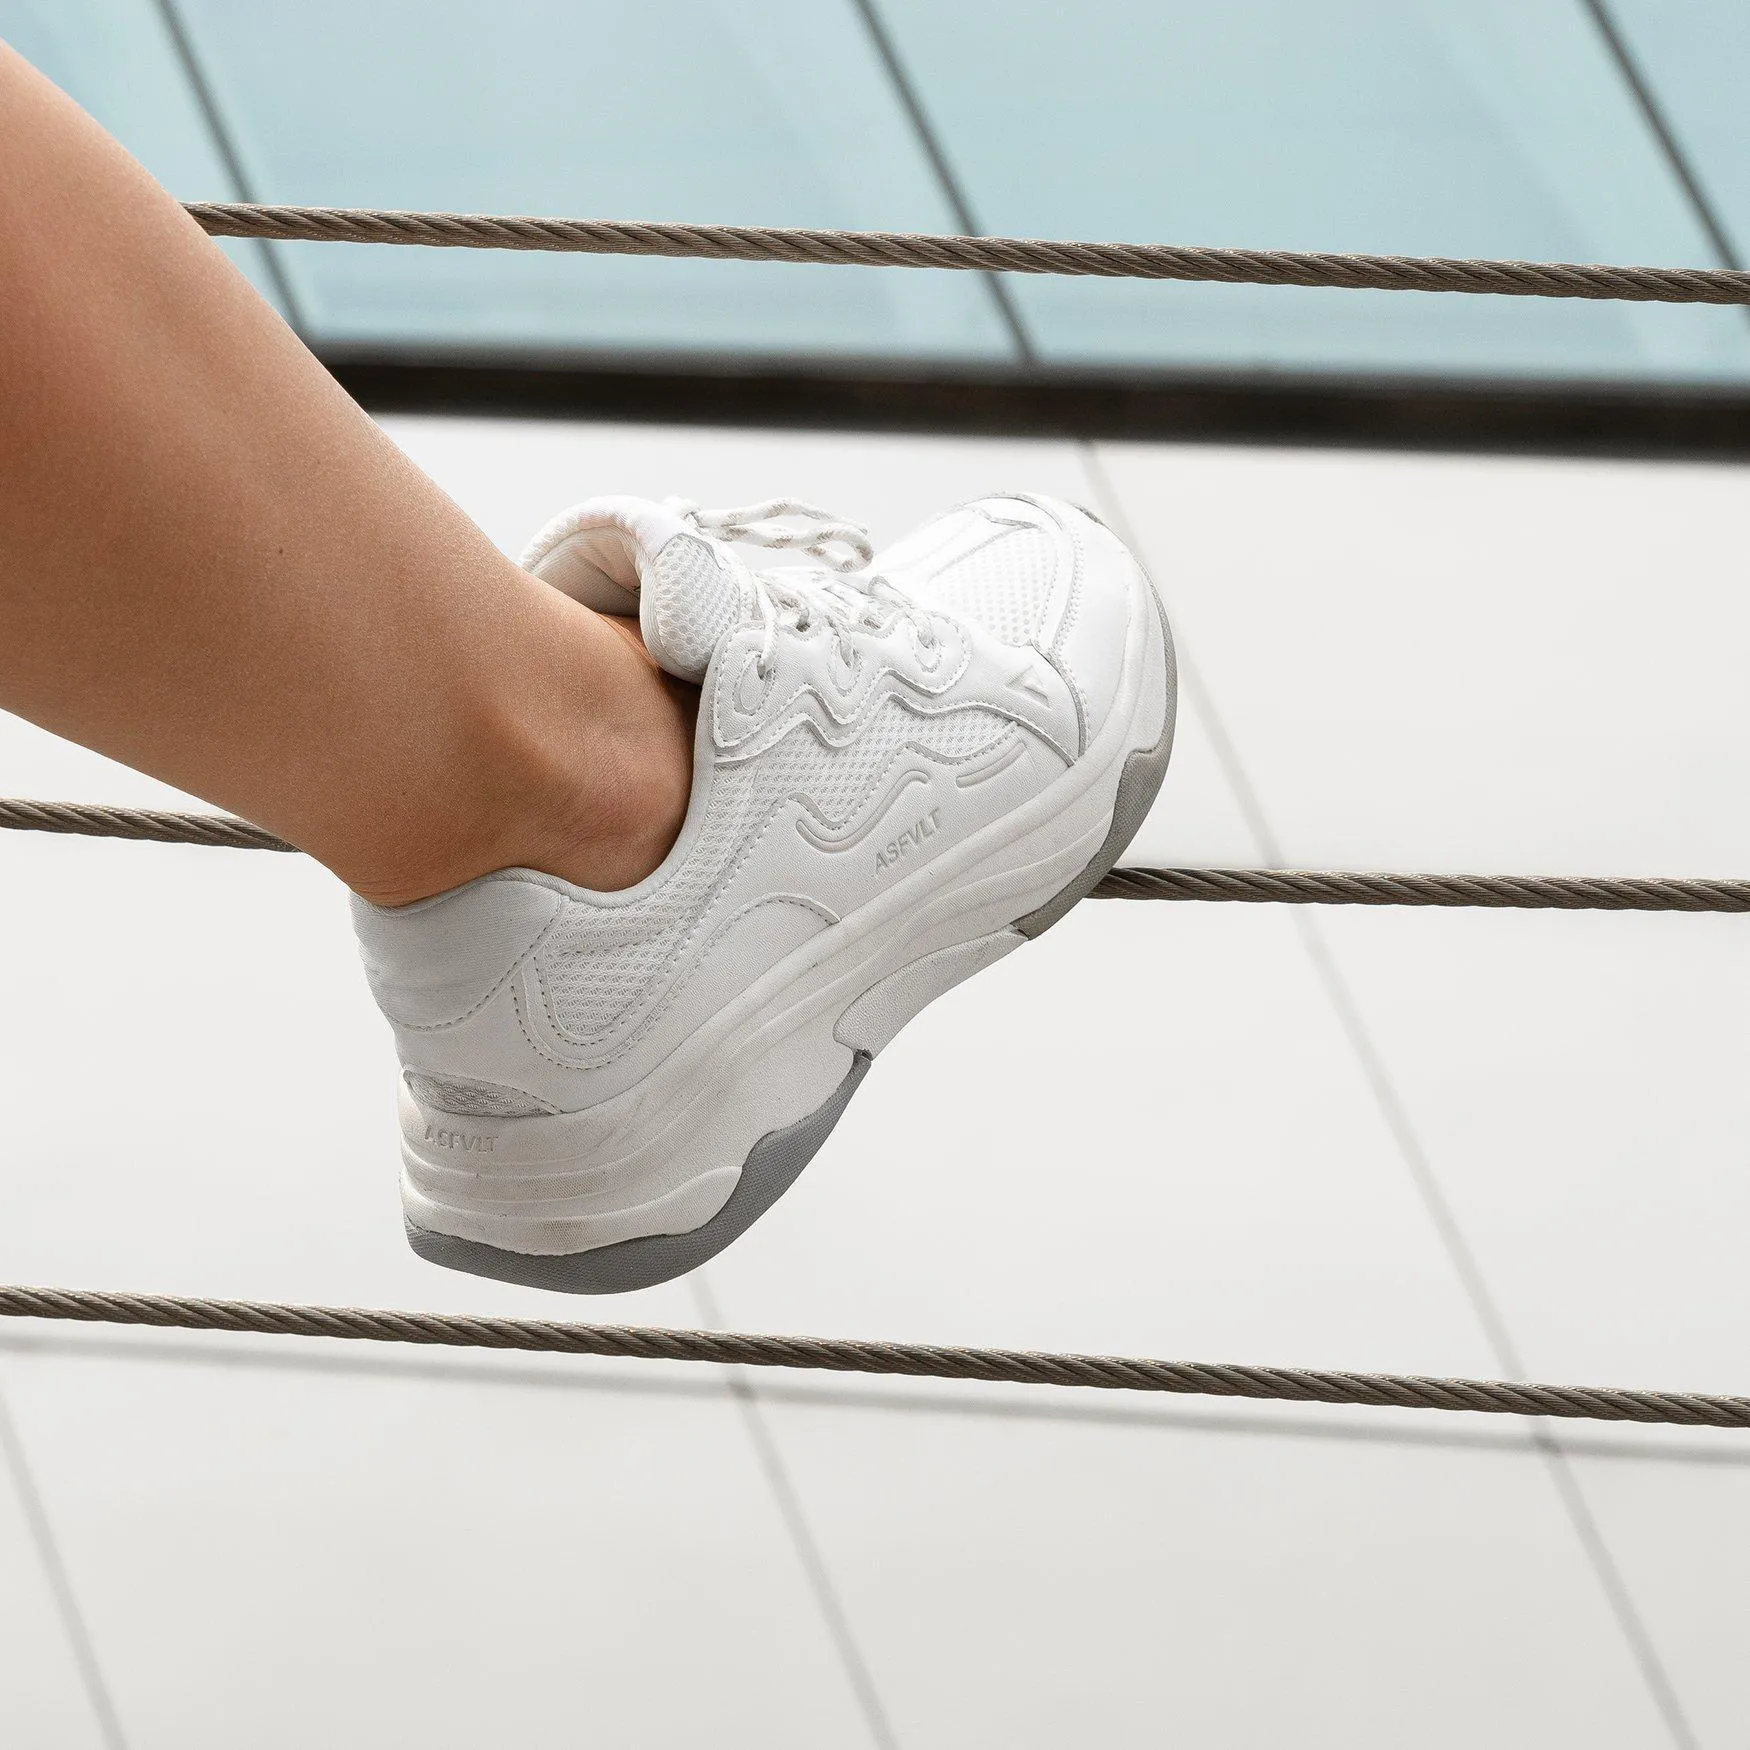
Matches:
[1,419,1746,1748]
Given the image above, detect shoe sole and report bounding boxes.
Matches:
[406,593,1176,1294]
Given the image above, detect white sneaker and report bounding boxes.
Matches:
[352,492,1176,1292]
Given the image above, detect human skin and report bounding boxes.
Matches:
[0,43,693,905]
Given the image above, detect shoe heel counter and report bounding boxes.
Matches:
[350,877,563,1030]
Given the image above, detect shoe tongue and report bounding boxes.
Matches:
[520,495,745,684]
[638,530,750,683]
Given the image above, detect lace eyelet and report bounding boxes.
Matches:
[738,653,775,715]
[829,641,860,690]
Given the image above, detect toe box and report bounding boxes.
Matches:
[877,492,1156,752]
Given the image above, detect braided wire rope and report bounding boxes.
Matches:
[3,1284,1746,1429]
[38,208,1732,906]
[0,797,293,852]
[5,798,1748,912]
[184,201,1750,306]
[1,196,1736,1437]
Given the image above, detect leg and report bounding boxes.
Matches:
[0,45,692,906]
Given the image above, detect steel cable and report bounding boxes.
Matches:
[0,797,293,852]
[184,201,1750,306]
[1092,864,1750,913]
[2,1283,1746,1429]
[6,200,1740,1439]
[5,799,1748,913]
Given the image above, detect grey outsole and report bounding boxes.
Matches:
[407,1052,874,1294]
[407,591,1178,1294]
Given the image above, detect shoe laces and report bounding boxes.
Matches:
[665,497,941,679]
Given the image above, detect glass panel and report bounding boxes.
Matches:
[875,0,1750,381]
[171,0,1016,361]
[1606,0,1750,263]
[10,0,1750,382]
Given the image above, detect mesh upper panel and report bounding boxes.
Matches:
[647,535,744,678]
[926,526,1056,647]
[405,1072,554,1117]
[534,700,1009,1046]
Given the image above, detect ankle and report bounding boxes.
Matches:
[517,638,696,894]
[346,605,695,908]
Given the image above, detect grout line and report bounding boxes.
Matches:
[1533,1424,1699,1747]
[690,1275,901,1750]
[1288,915,1699,1748]
[149,0,308,332]
[1080,450,1527,1365]
[848,0,1036,364]
[0,1381,128,1750]
[1078,439,1700,1750]
[1284,917,1527,1376]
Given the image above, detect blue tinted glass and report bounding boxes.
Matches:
[11,0,1750,383]
[876,0,1750,381]
[1606,0,1750,264]
[171,0,1016,360]
[0,0,290,313]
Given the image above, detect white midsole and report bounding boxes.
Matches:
[402,577,1169,1255]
